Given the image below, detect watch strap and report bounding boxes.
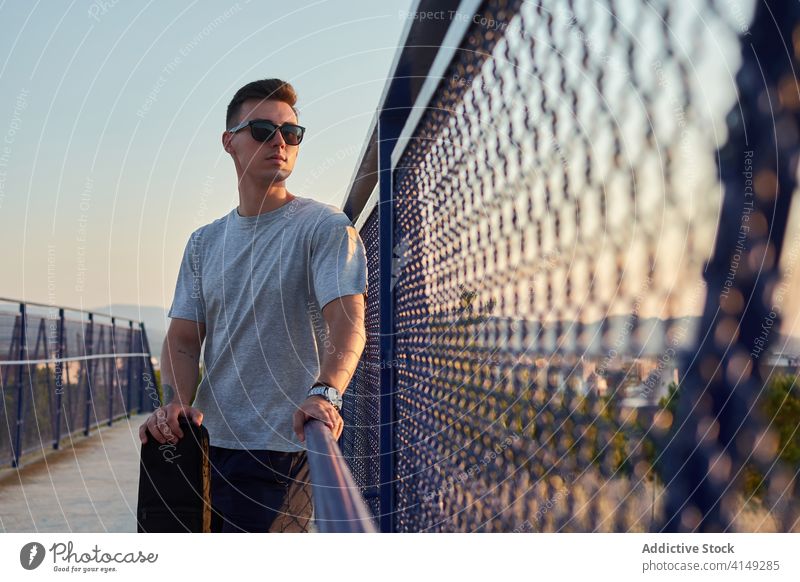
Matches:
[307,383,342,411]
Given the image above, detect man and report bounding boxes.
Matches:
[138,78,367,532]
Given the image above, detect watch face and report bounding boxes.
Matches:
[310,384,341,408]
[325,387,342,407]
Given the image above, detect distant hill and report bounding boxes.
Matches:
[771,333,800,357]
[86,307,800,370]
[463,313,800,358]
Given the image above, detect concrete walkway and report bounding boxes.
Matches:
[0,414,148,532]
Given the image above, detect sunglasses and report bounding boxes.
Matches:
[226,119,306,145]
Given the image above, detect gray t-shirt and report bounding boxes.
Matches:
[167,195,367,451]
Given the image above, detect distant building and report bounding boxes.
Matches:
[761,353,799,378]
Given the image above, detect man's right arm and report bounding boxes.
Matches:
[138,318,206,444]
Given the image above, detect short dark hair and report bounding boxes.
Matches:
[226,78,298,128]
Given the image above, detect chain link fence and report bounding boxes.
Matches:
[342,0,800,532]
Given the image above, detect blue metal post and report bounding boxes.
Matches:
[126,321,134,417]
[83,313,94,436]
[140,322,159,409]
[136,328,145,413]
[377,112,404,532]
[662,0,800,531]
[53,307,65,449]
[108,317,115,426]
[12,302,27,467]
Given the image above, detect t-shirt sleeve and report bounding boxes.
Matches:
[167,229,206,323]
[310,213,368,310]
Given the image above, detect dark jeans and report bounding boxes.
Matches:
[209,446,313,532]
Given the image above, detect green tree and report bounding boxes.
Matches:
[657,375,800,498]
[763,374,800,466]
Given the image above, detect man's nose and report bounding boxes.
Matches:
[267,129,286,147]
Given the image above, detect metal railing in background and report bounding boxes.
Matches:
[0,298,159,468]
[340,0,800,532]
[305,420,378,532]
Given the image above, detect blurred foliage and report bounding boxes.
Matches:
[762,374,800,466]
[659,382,680,416]
[655,375,800,498]
[407,281,799,503]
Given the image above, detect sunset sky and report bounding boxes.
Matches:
[0,0,413,313]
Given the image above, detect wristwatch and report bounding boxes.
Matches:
[307,382,343,412]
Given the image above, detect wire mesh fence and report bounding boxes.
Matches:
[342,0,800,532]
[340,207,383,518]
[0,300,159,468]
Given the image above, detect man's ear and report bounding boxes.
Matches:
[221,131,234,154]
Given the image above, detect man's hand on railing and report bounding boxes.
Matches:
[292,396,343,443]
[138,402,204,445]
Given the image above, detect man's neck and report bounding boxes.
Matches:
[237,179,295,217]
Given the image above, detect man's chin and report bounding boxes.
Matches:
[255,169,291,185]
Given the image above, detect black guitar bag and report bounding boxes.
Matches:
[136,417,212,532]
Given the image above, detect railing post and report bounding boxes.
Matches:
[83,312,94,436]
[377,112,404,532]
[126,321,134,417]
[136,328,144,413]
[61,312,74,436]
[12,302,27,467]
[108,317,116,426]
[53,307,65,449]
[661,0,800,532]
[140,322,159,409]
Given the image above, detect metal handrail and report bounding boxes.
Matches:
[304,420,377,533]
[0,296,144,324]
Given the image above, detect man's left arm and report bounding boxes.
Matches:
[292,293,366,442]
[317,293,366,394]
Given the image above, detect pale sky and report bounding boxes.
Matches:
[0,0,414,312]
[3,0,798,344]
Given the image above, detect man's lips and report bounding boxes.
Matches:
[267,154,286,161]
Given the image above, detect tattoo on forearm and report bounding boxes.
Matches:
[176,348,199,361]
[162,383,175,402]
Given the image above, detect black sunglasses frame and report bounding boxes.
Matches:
[226,119,306,145]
